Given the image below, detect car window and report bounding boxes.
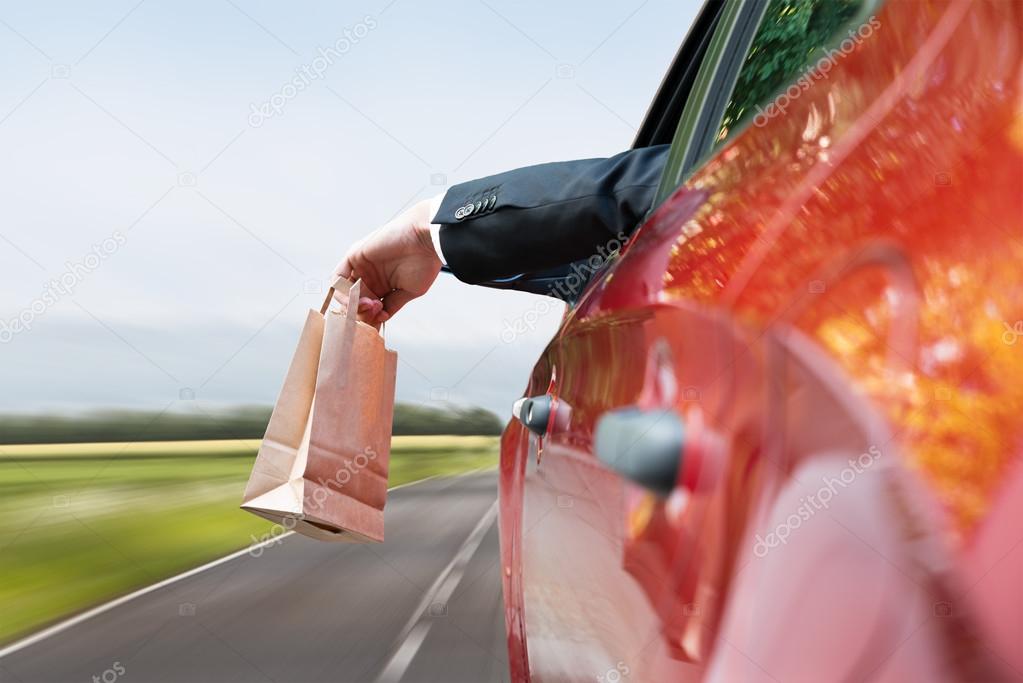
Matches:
[716,0,869,142]
[653,0,879,204]
[578,0,878,308]
[653,0,767,206]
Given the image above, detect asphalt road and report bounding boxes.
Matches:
[0,470,510,683]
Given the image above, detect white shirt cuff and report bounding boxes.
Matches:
[428,192,446,265]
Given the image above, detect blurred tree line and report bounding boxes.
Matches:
[0,404,504,444]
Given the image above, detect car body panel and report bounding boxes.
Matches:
[499,0,1023,679]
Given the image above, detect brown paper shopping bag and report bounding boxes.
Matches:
[241,278,397,542]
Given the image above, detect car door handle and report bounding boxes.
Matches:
[512,394,554,436]
[594,407,685,497]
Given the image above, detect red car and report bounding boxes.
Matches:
[498,0,1023,680]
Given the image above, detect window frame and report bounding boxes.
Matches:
[651,0,885,208]
[653,0,769,206]
[632,0,727,149]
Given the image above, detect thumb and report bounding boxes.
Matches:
[381,289,418,318]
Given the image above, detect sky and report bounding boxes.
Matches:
[0,0,700,418]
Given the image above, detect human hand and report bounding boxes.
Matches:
[333,198,442,324]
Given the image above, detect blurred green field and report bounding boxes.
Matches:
[0,436,498,645]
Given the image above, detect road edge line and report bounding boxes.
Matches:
[0,470,478,660]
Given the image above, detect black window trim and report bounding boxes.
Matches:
[632,0,727,150]
[652,0,886,208]
[653,0,769,206]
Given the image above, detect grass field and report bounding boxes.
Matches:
[0,436,498,645]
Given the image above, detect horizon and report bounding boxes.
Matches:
[0,0,699,419]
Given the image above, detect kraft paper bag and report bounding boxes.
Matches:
[241,278,397,542]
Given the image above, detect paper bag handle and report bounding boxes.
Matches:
[320,276,361,316]
[320,277,385,335]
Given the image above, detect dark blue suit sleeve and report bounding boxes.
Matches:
[434,145,669,285]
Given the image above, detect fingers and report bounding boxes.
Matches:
[334,255,392,310]
[333,284,384,317]
[329,265,417,321]
[357,296,383,320]
[329,291,389,325]
[382,289,418,318]
[326,266,390,324]
[333,217,435,323]
[330,263,381,305]
[332,255,354,282]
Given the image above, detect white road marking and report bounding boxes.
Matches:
[373,499,499,683]
[0,472,465,660]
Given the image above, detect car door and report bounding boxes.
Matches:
[496,4,730,679]
[501,0,1023,681]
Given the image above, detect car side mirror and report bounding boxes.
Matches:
[594,407,685,497]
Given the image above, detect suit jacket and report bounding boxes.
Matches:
[433,144,669,285]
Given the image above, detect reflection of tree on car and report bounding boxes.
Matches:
[722,0,866,133]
